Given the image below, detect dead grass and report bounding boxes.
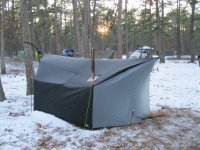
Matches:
[149,109,169,118]
[88,108,200,150]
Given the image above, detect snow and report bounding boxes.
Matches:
[0,57,200,149]
[150,59,200,111]
[139,45,154,50]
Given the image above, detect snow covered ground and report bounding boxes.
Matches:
[0,57,200,150]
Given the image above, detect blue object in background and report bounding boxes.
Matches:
[62,48,75,57]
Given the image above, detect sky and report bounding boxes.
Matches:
[48,0,143,9]
[0,56,200,149]
[47,0,190,16]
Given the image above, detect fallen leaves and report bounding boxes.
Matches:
[37,135,65,149]
[149,109,169,118]
[37,135,52,147]
[8,112,25,117]
[111,143,122,148]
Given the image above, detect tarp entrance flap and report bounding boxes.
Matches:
[34,81,93,127]
[92,59,156,128]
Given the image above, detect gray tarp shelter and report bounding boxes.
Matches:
[95,50,116,59]
[34,54,157,129]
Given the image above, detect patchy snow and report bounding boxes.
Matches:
[150,59,200,111]
[0,57,200,149]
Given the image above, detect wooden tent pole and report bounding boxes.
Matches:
[91,48,95,82]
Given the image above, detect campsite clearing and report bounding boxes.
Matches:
[0,57,200,149]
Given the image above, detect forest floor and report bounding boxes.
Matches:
[0,57,200,150]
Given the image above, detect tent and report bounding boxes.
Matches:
[139,46,153,50]
[138,46,157,58]
[34,54,157,129]
[95,50,116,59]
[16,50,25,61]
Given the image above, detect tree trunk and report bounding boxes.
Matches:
[117,0,123,58]
[91,0,97,51]
[0,77,5,102]
[20,0,35,95]
[29,1,37,54]
[39,8,46,52]
[149,3,153,47]
[161,0,165,63]
[54,0,61,54]
[43,1,50,53]
[155,0,165,63]
[189,0,196,62]
[10,0,15,58]
[72,0,83,57]
[59,0,64,51]
[0,0,6,101]
[1,0,6,74]
[82,0,90,57]
[125,0,128,56]
[176,0,181,59]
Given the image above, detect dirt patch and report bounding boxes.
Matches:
[83,108,200,150]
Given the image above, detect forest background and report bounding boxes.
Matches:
[0,0,200,96]
[1,0,200,61]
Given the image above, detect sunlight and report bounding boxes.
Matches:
[96,20,110,37]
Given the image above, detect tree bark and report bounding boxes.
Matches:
[117,0,123,58]
[176,0,181,59]
[155,0,165,63]
[0,77,5,102]
[20,0,35,95]
[125,0,128,56]
[189,0,196,62]
[8,0,15,58]
[161,0,165,63]
[90,0,97,51]
[1,0,6,74]
[149,2,153,48]
[29,0,37,54]
[54,0,61,54]
[82,0,90,58]
[72,0,83,57]
[0,0,6,101]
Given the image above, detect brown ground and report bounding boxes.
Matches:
[36,108,200,150]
